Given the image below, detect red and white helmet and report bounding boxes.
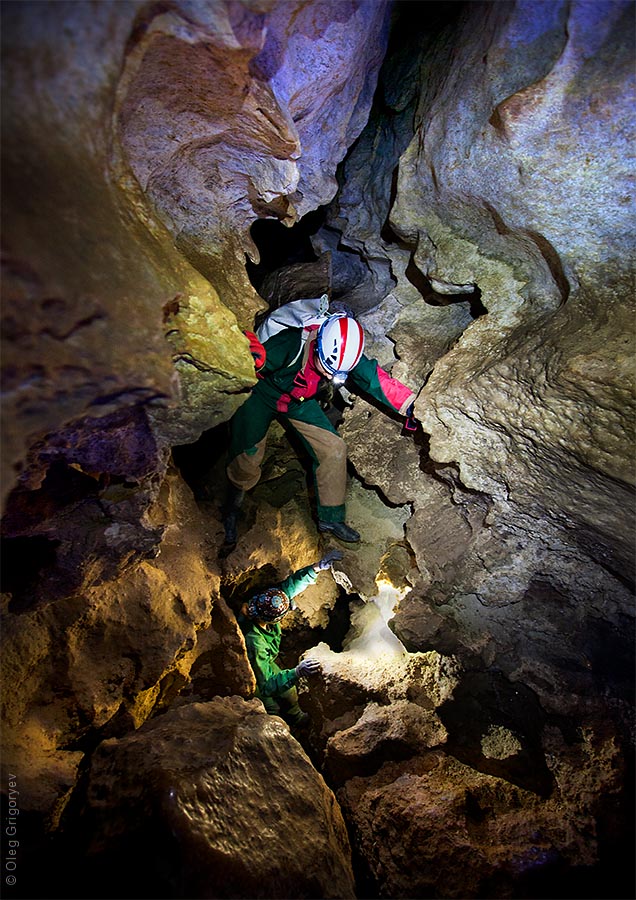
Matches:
[316,315,365,383]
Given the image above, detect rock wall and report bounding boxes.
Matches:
[1,1,634,898]
[302,2,635,894]
[116,0,392,325]
[1,467,254,819]
[395,0,635,570]
[0,1,256,512]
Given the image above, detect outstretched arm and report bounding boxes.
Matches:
[277,564,318,601]
[347,355,416,416]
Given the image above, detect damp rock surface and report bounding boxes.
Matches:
[0,2,634,900]
[81,698,356,900]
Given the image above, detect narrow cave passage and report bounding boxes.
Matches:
[246,207,326,296]
[2,0,634,897]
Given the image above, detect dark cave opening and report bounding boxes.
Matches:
[278,586,354,668]
[2,459,101,532]
[438,670,555,798]
[172,421,230,502]
[0,534,61,610]
[409,268,488,319]
[0,460,104,611]
[246,205,375,312]
[245,206,327,296]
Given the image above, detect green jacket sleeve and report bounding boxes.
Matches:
[347,354,416,415]
[244,631,297,697]
[278,564,318,600]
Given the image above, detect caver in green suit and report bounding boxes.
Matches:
[237,554,341,727]
[227,326,416,525]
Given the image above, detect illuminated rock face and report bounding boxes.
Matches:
[0,468,255,818]
[0,2,257,517]
[80,698,356,900]
[1,1,634,898]
[116,0,391,325]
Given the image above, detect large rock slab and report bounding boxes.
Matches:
[80,698,356,900]
[302,636,630,899]
[338,728,627,900]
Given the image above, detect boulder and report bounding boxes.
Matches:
[81,698,356,900]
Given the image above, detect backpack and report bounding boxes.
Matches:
[250,296,357,405]
[255,294,331,345]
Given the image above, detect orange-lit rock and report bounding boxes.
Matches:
[81,698,356,900]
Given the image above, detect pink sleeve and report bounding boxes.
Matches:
[376,366,416,415]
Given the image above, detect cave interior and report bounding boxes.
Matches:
[1,1,635,899]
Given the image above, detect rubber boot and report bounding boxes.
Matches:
[318,520,360,542]
[220,484,245,554]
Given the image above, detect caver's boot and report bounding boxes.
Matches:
[318,520,360,543]
[287,709,310,729]
[220,484,245,553]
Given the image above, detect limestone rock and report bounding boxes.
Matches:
[324,699,447,786]
[0,718,83,830]
[81,698,356,900]
[388,0,635,576]
[151,289,258,446]
[116,0,392,324]
[258,252,332,308]
[310,0,433,312]
[0,468,253,821]
[330,479,412,602]
[1,413,171,609]
[338,726,627,900]
[301,642,459,757]
[1,1,255,509]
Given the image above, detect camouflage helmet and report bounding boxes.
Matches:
[247,588,295,623]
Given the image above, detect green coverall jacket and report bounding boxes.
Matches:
[227,327,415,522]
[238,564,318,700]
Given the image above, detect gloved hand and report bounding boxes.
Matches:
[403,401,418,433]
[295,658,321,677]
[314,549,344,571]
